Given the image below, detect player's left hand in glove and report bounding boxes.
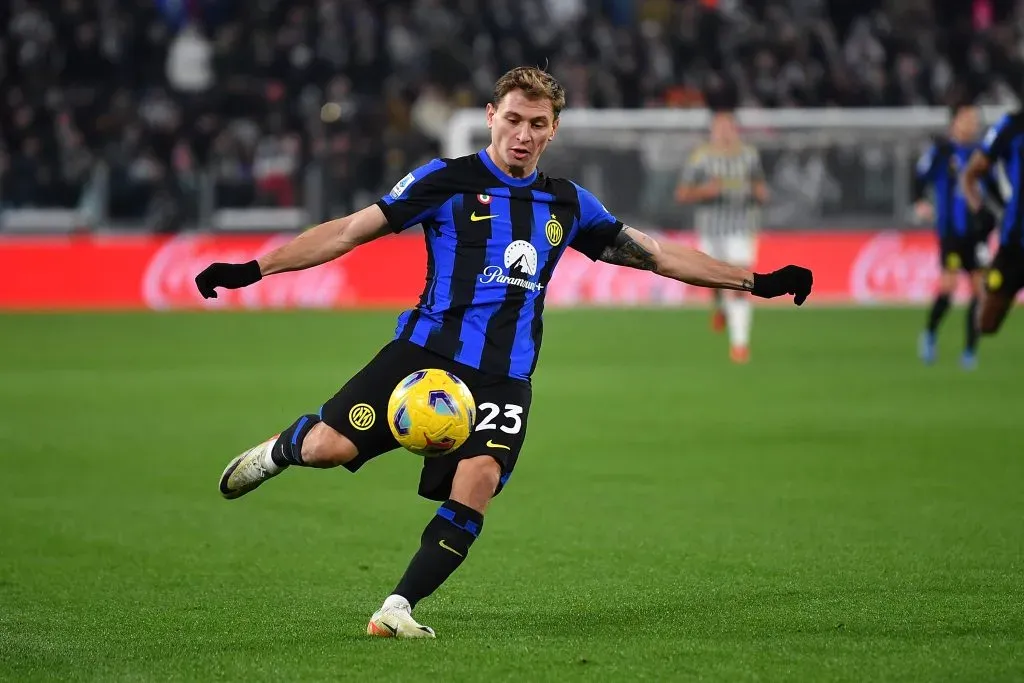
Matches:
[195,260,262,299]
[751,265,814,306]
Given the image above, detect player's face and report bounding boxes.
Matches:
[710,113,740,147]
[486,89,559,176]
[953,107,980,141]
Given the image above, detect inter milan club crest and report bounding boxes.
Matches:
[477,194,492,205]
[545,215,563,246]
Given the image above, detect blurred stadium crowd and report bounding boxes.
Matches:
[1,0,1021,228]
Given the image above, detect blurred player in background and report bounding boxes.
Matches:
[913,102,1000,369]
[962,109,1024,336]
[675,106,769,364]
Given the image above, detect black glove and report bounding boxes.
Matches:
[751,265,813,306]
[971,207,997,241]
[195,260,262,299]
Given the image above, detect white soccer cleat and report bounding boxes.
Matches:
[366,595,436,639]
[218,437,284,500]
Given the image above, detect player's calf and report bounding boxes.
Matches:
[920,288,953,364]
[449,456,502,513]
[978,292,1013,335]
[295,421,359,467]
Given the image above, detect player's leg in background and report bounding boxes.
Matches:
[962,269,984,369]
[919,255,957,365]
[723,233,756,363]
[977,264,1018,336]
[711,289,725,332]
[699,232,726,332]
[978,290,1015,335]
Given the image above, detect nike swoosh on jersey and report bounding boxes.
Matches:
[470,212,497,222]
[485,440,511,450]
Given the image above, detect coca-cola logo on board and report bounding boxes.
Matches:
[850,232,938,303]
[142,235,347,309]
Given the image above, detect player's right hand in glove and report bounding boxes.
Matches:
[751,265,813,306]
[195,260,263,299]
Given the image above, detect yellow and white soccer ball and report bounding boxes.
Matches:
[387,369,476,457]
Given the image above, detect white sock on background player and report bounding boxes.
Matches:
[726,295,752,350]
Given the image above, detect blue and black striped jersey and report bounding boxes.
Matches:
[915,139,983,239]
[980,111,1024,246]
[375,149,623,381]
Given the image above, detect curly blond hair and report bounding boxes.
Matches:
[492,66,566,119]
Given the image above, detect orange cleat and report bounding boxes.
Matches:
[711,309,726,333]
[730,346,749,364]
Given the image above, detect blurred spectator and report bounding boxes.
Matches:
[166,21,214,94]
[3,0,1024,224]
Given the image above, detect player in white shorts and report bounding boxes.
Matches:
[676,107,769,363]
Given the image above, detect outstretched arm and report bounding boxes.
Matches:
[258,205,390,275]
[961,150,990,213]
[599,226,812,304]
[195,205,391,299]
[675,179,722,204]
[599,226,754,291]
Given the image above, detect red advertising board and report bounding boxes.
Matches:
[0,230,989,310]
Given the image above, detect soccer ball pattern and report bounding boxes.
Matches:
[387,369,477,457]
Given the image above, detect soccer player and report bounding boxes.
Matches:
[962,109,1024,336]
[194,67,813,639]
[675,106,769,364]
[913,102,999,369]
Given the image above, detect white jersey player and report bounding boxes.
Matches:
[675,110,769,363]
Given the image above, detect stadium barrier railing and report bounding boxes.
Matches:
[0,106,1014,235]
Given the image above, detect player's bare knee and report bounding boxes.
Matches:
[938,271,957,294]
[300,422,358,467]
[450,456,501,512]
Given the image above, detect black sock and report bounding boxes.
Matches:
[966,297,980,352]
[927,294,951,334]
[393,500,483,609]
[270,414,321,467]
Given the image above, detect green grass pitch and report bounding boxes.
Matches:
[1,308,1022,682]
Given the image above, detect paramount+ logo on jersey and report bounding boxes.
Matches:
[478,241,544,291]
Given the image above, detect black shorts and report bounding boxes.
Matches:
[319,340,532,501]
[939,236,986,273]
[986,243,1024,297]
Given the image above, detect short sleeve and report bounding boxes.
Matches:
[568,183,624,261]
[981,114,1014,162]
[375,159,451,233]
[915,144,937,180]
[912,143,938,201]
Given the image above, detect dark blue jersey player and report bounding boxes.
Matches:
[963,107,1024,336]
[193,66,814,639]
[913,102,1001,369]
